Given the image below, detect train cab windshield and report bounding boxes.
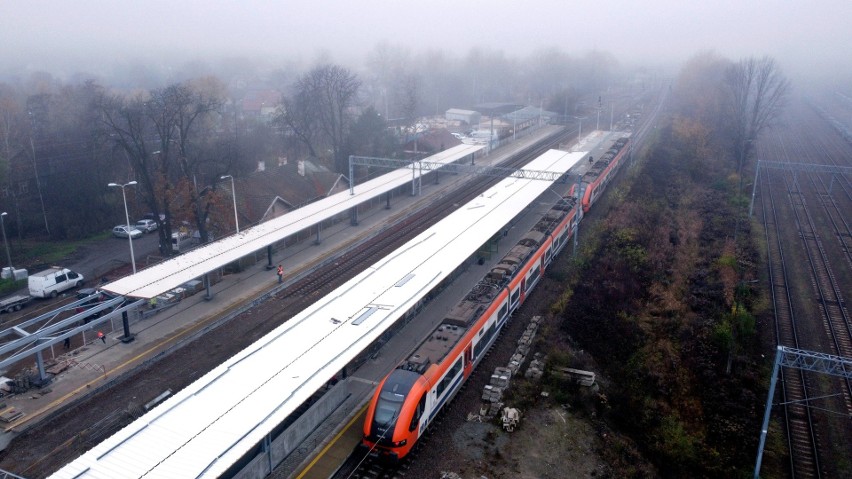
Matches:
[370,369,420,439]
[375,389,405,426]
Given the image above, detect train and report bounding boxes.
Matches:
[361,134,631,461]
[581,135,630,212]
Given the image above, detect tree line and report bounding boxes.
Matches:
[0,47,632,254]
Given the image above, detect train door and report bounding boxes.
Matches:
[509,287,520,312]
[519,277,527,304]
[412,392,428,436]
[463,345,473,376]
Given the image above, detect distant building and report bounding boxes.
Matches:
[241,90,281,119]
[474,102,524,117]
[445,108,481,126]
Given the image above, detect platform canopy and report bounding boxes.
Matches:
[103,144,484,299]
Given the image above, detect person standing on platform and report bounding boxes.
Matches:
[97,331,106,344]
[277,264,284,284]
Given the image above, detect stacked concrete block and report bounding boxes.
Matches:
[525,358,545,379]
[481,384,503,402]
[490,372,510,389]
[479,315,545,417]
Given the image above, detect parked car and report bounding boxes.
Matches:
[135,219,158,233]
[113,225,143,239]
[28,267,84,298]
[142,212,166,222]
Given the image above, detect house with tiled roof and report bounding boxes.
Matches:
[222,158,348,229]
[240,90,281,119]
[402,129,462,157]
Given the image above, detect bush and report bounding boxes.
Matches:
[0,278,27,296]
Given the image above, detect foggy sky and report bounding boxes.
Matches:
[3,0,850,85]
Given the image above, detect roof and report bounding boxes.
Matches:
[240,89,281,113]
[52,147,587,479]
[473,103,524,115]
[445,108,479,116]
[235,160,346,225]
[504,106,560,122]
[403,129,462,153]
[102,144,485,299]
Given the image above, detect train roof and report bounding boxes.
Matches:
[102,144,483,299]
[51,148,587,479]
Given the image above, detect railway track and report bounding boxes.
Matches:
[759,165,821,478]
[755,98,852,478]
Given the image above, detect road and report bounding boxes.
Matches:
[64,231,161,283]
[0,231,160,318]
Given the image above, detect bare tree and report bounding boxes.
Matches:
[280,65,360,173]
[99,79,225,254]
[395,73,420,153]
[277,89,321,160]
[148,80,225,244]
[725,56,790,178]
[311,65,361,173]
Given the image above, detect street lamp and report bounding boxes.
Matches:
[108,181,138,274]
[221,175,239,233]
[572,116,587,142]
[0,212,12,276]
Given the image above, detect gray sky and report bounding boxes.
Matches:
[3,0,850,84]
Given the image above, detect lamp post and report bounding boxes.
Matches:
[0,212,12,275]
[108,181,138,274]
[572,116,586,142]
[221,175,239,233]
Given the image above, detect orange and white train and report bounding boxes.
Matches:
[581,135,631,212]
[362,135,630,461]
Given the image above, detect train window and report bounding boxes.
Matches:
[409,393,426,431]
[510,289,519,304]
[436,359,463,398]
[474,322,497,359]
[529,264,541,283]
[498,302,508,321]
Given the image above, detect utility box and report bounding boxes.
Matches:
[13,268,28,281]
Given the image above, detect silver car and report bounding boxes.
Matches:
[135,219,158,233]
[113,225,143,239]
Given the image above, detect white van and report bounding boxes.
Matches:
[28,267,84,298]
[171,231,194,253]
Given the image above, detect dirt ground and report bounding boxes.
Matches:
[443,407,603,479]
[403,264,623,479]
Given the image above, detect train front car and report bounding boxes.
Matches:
[362,369,429,461]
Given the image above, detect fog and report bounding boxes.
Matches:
[2,0,850,88]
